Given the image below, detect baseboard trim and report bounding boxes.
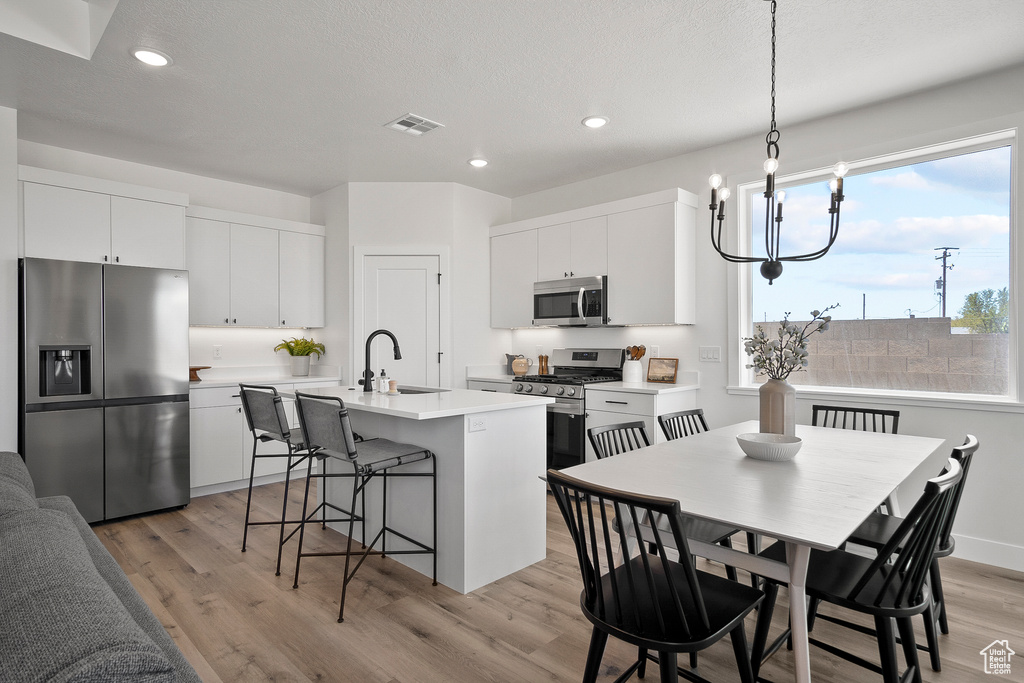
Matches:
[952,533,1024,573]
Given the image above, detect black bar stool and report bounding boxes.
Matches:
[238,384,309,576]
[291,390,437,623]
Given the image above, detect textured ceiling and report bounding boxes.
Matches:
[1,0,1023,199]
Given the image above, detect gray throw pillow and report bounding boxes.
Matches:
[0,508,174,683]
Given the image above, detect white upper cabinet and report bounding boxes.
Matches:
[23,183,110,263]
[110,196,186,269]
[569,216,608,277]
[490,189,696,328]
[536,217,607,280]
[185,217,231,325]
[491,229,538,328]
[279,231,325,328]
[185,206,326,328]
[537,223,571,280]
[229,224,280,327]
[607,202,695,325]
[20,168,187,269]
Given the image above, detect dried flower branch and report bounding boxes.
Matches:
[743,305,838,381]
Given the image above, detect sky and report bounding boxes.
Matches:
[748,145,1011,323]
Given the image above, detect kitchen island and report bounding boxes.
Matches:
[290,386,552,594]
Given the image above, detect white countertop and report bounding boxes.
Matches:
[466,371,700,395]
[189,365,341,390]
[288,385,553,420]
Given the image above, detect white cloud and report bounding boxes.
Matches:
[778,214,1008,255]
[870,172,930,190]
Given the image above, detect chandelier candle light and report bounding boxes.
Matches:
[709,0,848,284]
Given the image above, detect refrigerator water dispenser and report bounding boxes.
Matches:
[39,345,91,396]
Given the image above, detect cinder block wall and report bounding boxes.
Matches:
[756,317,1009,395]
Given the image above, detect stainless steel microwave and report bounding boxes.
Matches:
[533,275,608,326]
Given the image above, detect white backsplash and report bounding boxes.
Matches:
[189,326,333,371]
[508,326,699,371]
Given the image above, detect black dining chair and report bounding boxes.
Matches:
[657,408,761,563]
[586,419,754,675]
[812,404,900,434]
[750,458,963,683]
[238,384,309,576]
[587,421,747,582]
[844,434,980,671]
[657,408,709,441]
[547,468,764,683]
[291,391,437,623]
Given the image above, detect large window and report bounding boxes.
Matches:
[745,136,1012,396]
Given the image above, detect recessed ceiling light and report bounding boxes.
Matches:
[132,48,172,67]
[468,158,488,168]
[582,116,609,129]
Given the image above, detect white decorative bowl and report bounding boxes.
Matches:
[736,433,802,461]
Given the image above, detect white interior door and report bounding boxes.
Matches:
[361,255,441,388]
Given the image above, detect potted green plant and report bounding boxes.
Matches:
[274,337,326,377]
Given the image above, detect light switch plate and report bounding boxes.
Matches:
[699,346,721,362]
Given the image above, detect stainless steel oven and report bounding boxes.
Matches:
[513,347,623,470]
[533,275,608,327]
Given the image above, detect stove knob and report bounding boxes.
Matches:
[514,383,523,392]
[567,387,576,397]
[556,386,565,395]
[539,386,548,394]
[524,385,533,393]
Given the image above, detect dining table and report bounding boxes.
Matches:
[560,419,949,683]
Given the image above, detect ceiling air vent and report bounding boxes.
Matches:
[385,113,444,136]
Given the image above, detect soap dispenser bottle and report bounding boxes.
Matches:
[378,368,388,394]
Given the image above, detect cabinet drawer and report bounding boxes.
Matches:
[190,386,242,408]
[586,390,656,416]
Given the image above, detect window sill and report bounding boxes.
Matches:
[726,384,1024,414]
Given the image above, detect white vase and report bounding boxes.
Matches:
[291,355,311,377]
[759,378,795,436]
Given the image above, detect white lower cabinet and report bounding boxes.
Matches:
[467,379,512,393]
[584,387,696,462]
[190,380,336,489]
[190,404,245,487]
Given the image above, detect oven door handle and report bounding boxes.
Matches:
[548,401,583,416]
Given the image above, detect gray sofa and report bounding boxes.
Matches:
[1,452,201,683]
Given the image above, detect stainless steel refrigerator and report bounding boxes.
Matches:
[19,257,190,523]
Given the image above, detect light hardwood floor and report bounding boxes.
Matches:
[94,479,1023,682]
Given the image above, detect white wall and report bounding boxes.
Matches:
[0,107,18,450]
[508,64,1024,571]
[18,141,310,222]
[453,184,513,384]
[311,183,351,383]
[318,182,511,388]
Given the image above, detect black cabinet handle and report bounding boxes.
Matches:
[605,400,629,405]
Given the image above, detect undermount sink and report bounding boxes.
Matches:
[395,386,450,395]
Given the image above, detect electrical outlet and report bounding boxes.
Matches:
[699,346,721,362]
[469,416,487,432]
[650,345,659,358]
[212,345,222,360]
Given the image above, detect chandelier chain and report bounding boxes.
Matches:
[770,0,776,132]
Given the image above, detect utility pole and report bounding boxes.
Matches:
[934,247,958,318]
